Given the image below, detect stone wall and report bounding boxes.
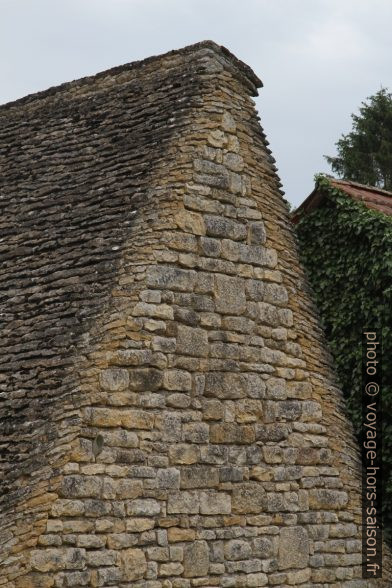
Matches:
[0,41,391,586]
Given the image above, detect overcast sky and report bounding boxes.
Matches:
[1,0,392,206]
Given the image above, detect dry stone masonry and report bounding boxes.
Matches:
[0,41,391,587]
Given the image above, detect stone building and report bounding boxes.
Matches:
[293,176,392,553]
[0,42,390,587]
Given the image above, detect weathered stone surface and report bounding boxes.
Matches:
[204,372,264,400]
[1,40,389,588]
[309,489,349,510]
[129,368,164,391]
[183,541,209,577]
[99,368,129,391]
[181,465,219,488]
[169,444,199,464]
[121,548,147,581]
[163,369,192,391]
[224,539,252,561]
[204,215,246,241]
[210,423,255,444]
[157,468,180,489]
[214,274,246,314]
[147,265,197,292]
[176,324,209,357]
[168,527,196,542]
[200,491,231,514]
[128,499,161,517]
[232,483,266,514]
[278,527,309,570]
[167,491,199,514]
[31,549,86,572]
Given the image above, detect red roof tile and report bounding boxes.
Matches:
[292,178,392,223]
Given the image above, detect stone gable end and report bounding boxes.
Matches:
[0,41,391,586]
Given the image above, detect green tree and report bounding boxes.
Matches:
[326,88,392,190]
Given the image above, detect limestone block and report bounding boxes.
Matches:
[200,492,231,514]
[129,368,163,391]
[262,284,289,306]
[183,541,209,577]
[167,393,191,408]
[116,479,143,499]
[169,444,200,465]
[286,381,312,399]
[85,549,118,566]
[202,398,224,420]
[51,500,85,517]
[224,540,252,561]
[60,476,102,499]
[209,423,255,445]
[204,372,249,400]
[103,429,138,448]
[301,400,323,422]
[214,274,246,314]
[76,535,105,549]
[276,400,302,421]
[61,571,90,586]
[247,222,266,245]
[121,410,155,430]
[286,567,311,584]
[30,548,86,572]
[147,265,197,292]
[177,324,209,357]
[278,526,309,569]
[200,236,221,257]
[160,562,184,576]
[167,491,199,514]
[127,499,161,516]
[252,537,273,559]
[223,152,244,172]
[157,468,180,489]
[147,546,169,561]
[205,215,246,241]
[175,210,206,235]
[126,518,155,532]
[232,483,266,514]
[168,527,196,542]
[92,567,122,586]
[207,129,227,147]
[222,112,236,132]
[121,548,147,581]
[246,572,268,586]
[180,465,219,488]
[200,445,228,465]
[183,422,209,444]
[235,399,263,423]
[245,279,265,301]
[265,378,287,401]
[309,489,348,510]
[99,368,129,391]
[170,545,184,561]
[163,369,192,391]
[256,423,289,442]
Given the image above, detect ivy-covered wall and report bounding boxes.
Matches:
[295,175,392,544]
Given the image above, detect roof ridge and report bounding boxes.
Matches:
[331,178,392,198]
[0,41,262,111]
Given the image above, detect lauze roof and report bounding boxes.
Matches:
[0,40,261,505]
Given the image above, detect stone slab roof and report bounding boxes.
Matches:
[0,40,263,505]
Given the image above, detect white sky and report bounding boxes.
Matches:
[1,0,392,206]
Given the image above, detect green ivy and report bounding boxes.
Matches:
[295,175,392,544]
